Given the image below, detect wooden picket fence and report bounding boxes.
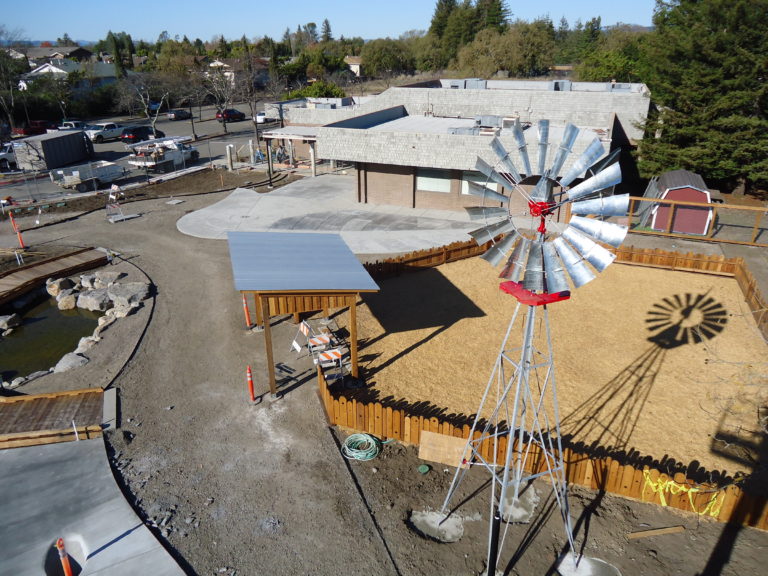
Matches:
[337,241,768,529]
[317,369,768,530]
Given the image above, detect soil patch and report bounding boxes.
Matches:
[336,258,768,478]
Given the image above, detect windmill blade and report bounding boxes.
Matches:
[489,138,522,183]
[549,123,579,179]
[553,236,596,288]
[565,162,622,202]
[465,206,509,221]
[469,218,517,245]
[569,215,628,248]
[536,120,550,175]
[530,177,554,202]
[481,230,520,266]
[468,158,515,196]
[559,138,606,188]
[511,119,532,176]
[466,179,510,205]
[500,236,531,281]
[587,146,621,176]
[570,194,630,218]
[542,243,570,293]
[522,240,545,292]
[561,227,616,272]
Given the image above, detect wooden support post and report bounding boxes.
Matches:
[350,295,358,378]
[254,293,263,327]
[262,297,277,396]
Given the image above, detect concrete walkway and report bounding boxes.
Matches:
[0,439,183,575]
[177,172,768,300]
[177,173,478,259]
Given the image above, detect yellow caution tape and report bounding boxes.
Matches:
[642,469,725,518]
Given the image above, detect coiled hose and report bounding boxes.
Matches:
[342,433,388,461]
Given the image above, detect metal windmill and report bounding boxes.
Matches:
[440,120,629,575]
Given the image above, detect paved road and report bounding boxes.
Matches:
[1,105,276,203]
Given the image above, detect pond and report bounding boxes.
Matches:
[0,298,102,381]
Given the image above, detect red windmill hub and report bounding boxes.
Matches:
[529,200,556,234]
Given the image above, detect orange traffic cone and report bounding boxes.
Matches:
[242,295,252,329]
[56,538,73,576]
[246,365,255,402]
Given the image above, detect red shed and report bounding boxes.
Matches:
[651,170,713,235]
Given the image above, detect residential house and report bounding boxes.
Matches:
[19,59,126,92]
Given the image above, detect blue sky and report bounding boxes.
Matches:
[6,0,657,44]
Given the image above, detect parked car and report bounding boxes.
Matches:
[216,108,246,122]
[12,120,58,136]
[255,112,267,124]
[0,142,17,171]
[167,109,192,121]
[59,119,87,130]
[120,126,165,144]
[85,122,125,143]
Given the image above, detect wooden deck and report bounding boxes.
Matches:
[0,388,104,449]
[0,248,109,307]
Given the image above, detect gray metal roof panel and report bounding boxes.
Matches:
[228,231,379,292]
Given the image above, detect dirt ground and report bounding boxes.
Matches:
[337,258,768,480]
[2,174,766,576]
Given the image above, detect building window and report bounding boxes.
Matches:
[416,168,452,193]
[461,171,498,195]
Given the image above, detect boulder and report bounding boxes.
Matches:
[53,353,89,373]
[0,314,21,330]
[111,303,140,318]
[26,370,50,382]
[46,277,75,297]
[77,288,112,312]
[57,289,77,310]
[94,270,124,288]
[80,274,97,289]
[75,336,99,354]
[108,282,150,308]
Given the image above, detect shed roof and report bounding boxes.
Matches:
[658,169,708,192]
[228,231,379,293]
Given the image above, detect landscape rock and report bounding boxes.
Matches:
[94,270,124,288]
[26,370,50,382]
[11,377,25,388]
[46,277,75,297]
[75,336,100,354]
[57,289,77,310]
[111,303,140,318]
[0,314,21,330]
[77,288,112,312]
[80,274,97,289]
[108,282,150,308]
[53,353,89,373]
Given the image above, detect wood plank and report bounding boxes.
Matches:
[374,402,383,438]
[346,398,355,430]
[338,396,347,427]
[418,430,468,469]
[403,416,411,444]
[627,525,685,540]
[384,406,393,439]
[392,409,401,440]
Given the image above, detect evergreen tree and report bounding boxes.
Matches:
[441,1,478,65]
[321,19,333,43]
[637,0,768,192]
[108,32,125,78]
[57,33,77,46]
[429,0,457,38]
[475,0,509,33]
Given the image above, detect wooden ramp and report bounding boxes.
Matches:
[0,248,109,307]
[0,388,104,449]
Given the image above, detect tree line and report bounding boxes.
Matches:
[0,0,766,193]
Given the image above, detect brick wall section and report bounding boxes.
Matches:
[364,164,414,207]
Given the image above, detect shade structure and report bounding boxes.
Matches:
[228,232,380,394]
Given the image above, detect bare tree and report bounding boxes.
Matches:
[116,72,172,136]
[0,25,28,133]
[204,65,238,134]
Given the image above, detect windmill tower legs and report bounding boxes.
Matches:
[440,301,576,575]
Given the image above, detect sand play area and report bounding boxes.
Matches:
[340,257,767,476]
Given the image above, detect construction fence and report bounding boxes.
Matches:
[328,242,768,530]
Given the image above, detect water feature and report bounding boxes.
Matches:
[0,298,102,381]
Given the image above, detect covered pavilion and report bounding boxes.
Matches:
[227,231,379,395]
